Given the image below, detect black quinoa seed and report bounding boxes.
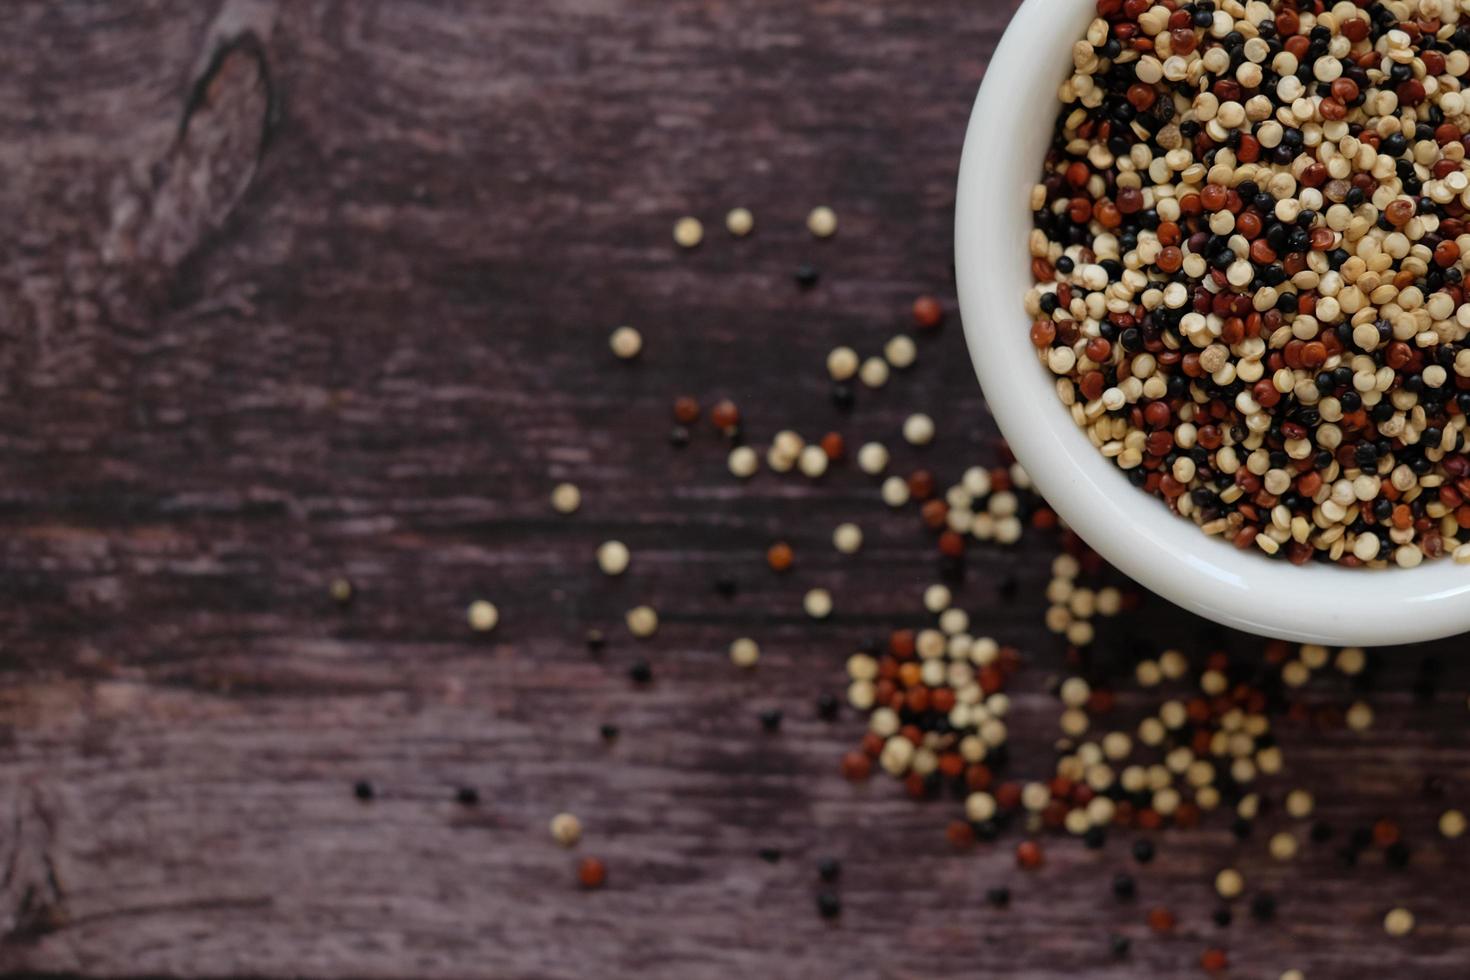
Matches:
[816,891,842,919]
[1132,839,1155,864]
[456,786,480,806]
[758,847,783,864]
[353,780,375,801]
[817,692,840,721]
[818,857,842,882]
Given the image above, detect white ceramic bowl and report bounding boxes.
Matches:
[955,0,1470,645]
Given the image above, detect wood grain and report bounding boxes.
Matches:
[2,1,1469,977]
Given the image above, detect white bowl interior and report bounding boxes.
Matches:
[955,0,1470,645]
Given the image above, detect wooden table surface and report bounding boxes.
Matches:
[3,1,1469,977]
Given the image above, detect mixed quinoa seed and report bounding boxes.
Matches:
[1028,0,1470,568]
[330,205,1463,962]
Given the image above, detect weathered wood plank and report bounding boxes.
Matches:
[2,1,1469,977]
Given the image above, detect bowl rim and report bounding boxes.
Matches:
[954,0,1470,645]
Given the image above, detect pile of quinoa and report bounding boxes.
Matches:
[1026,0,1470,567]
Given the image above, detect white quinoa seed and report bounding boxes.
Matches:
[1346,701,1374,731]
[803,588,832,619]
[884,334,917,369]
[673,216,704,248]
[467,600,499,632]
[550,812,582,847]
[329,578,353,603]
[965,792,997,822]
[806,205,837,238]
[1285,789,1314,819]
[833,522,863,554]
[1214,868,1244,899]
[923,584,952,613]
[827,346,859,381]
[550,482,582,514]
[609,325,642,359]
[1269,831,1298,861]
[938,608,968,636]
[859,356,890,388]
[1383,907,1415,937]
[903,413,935,446]
[625,605,659,638]
[727,445,759,479]
[596,540,631,576]
[881,475,910,507]
[1439,809,1467,839]
[725,207,754,237]
[798,444,829,478]
[729,637,760,668]
[857,441,890,475]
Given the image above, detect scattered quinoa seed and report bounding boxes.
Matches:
[884,334,917,369]
[725,207,754,237]
[881,475,909,507]
[625,605,659,638]
[798,444,829,478]
[833,522,863,554]
[673,216,703,248]
[1384,907,1415,937]
[857,441,889,475]
[730,637,760,669]
[859,356,890,389]
[551,482,582,514]
[609,326,642,360]
[550,812,582,847]
[578,856,606,889]
[467,600,499,633]
[827,346,859,381]
[912,295,943,329]
[728,446,758,479]
[1269,832,1299,862]
[806,206,837,238]
[709,399,740,431]
[803,588,833,620]
[596,540,631,576]
[816,890,841,919]
[903,413,935,446]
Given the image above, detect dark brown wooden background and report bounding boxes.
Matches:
[2,1,1468,977]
